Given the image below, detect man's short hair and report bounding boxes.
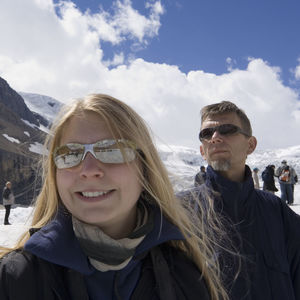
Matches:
[200,101,252,136]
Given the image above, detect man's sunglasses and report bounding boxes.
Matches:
[199,124,250,141]
[53,139,137,169]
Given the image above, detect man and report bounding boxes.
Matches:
[2,181,14,225]
[194,165,206,187]
[275,160,297,205]
[179,101,300,300]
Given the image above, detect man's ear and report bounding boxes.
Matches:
[247,136,257,155]
[200,145,206,159]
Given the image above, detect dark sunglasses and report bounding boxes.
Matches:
[199,124,250,141]
[53,139,137,169]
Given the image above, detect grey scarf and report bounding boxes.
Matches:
[72,201,153,271]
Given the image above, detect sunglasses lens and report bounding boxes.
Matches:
[54,144,84,169]
[199,124,242,141]
[94,140,136,164]
[218,124,239,135]
[54,139,137,169]
[94,148,135,163]
[199,128,215,140]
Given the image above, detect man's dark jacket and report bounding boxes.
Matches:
[179,165,300,300]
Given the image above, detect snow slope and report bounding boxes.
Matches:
[19,92,63,123]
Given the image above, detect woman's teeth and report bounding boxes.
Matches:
[81,191,109,197]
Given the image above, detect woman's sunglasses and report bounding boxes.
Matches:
[53,139,137,169]
[199,124,250,141]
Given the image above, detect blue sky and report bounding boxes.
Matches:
[68,0,300,86]
[1,0,300,150]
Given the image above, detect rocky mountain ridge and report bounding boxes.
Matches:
[0,77,48,205]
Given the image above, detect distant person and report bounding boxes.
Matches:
[0,94,227,300]
[179,100,300,300]
[252,167,259,189]
[275,160,297,205]
[2,181,14,225]
[194,165,206,186]
[262,165,278,194]
[292,174,298,200]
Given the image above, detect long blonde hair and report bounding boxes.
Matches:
[1,94,228,300]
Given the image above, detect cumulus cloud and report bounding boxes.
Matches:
[104,58,300,150]
[0,0,164,99]
[294,58,300,80]
[226,57,237,71]
[0,0,300,151]
[56,0,165,44]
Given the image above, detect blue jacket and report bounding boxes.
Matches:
[180,165,300,300]
[24,205,183,299]
[0,204,210,300]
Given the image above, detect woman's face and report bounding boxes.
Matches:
[56,111,143,239]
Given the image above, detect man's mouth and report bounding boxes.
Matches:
[211,149,228,155]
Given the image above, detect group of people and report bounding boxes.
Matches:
[251,161,298,205]
[0,96,299,300]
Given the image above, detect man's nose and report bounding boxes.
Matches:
[210,130,223,143]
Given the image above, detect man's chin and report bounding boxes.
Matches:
[210,159,231,171]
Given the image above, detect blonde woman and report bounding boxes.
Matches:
[0,94,227,300]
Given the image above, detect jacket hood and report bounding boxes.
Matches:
[24,204,184,275]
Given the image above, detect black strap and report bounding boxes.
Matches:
[131,246,177,300]
[150,246,177,300]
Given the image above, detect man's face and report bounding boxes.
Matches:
[200,112,257,181]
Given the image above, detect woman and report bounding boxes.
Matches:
[0,94,227,300]
[2,181,15,225]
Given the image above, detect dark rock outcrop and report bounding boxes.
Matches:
[0,77,39,126]
[0,77,46,205]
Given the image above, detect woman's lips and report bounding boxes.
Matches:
[75,189,115,202]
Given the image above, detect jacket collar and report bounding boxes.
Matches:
[206,164,255,206]
[24,204,184,275]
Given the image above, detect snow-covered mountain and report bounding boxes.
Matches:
[18,91,300,192]
[158,143,300,192]
[2,86,300,200]
[19,92,63,123]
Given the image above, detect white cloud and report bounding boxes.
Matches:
[226,57,237,71]
[103,58,300,150]
[0,0,163,99]
[0,0,300,151]
[103,52,125,67]
[294,58,300,80]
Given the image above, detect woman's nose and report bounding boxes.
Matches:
[79,152,105,178]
